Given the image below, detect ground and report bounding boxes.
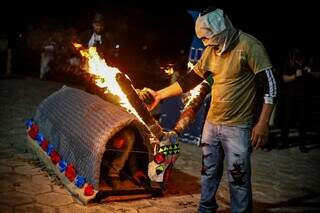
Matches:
[0,77,319,212]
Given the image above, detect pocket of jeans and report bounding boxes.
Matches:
[234,123,252,145]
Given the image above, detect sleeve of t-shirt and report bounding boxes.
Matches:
[246,41,272,75]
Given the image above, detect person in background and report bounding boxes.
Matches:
[79,13,117,65]
[280,47,313,152]
[39,36,55,80]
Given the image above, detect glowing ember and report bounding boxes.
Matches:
[73,43,145,124]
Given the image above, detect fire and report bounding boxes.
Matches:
[73,43,145,124]
[184,61,203,107]
[184,84,202,107]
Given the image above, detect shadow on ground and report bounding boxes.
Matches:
[253,189,320,212]
[214,189,320,213]
[163,168,201,196]
[264,131,320,153]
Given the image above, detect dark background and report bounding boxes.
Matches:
[1,0,319,88]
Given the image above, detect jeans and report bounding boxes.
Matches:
[198,121,252,213]
[108,128,136,177]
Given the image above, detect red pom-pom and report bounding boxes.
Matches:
[84,184,94,196]
[65,164,76,182]
[113,137,126,149]
[40,139,49,151]
[154,153,165,164]
[28,124,39,139]
[50,150,61,165]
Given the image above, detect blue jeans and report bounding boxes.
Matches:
[198,121,252,213]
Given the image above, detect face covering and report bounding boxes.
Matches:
[195,8,239,55]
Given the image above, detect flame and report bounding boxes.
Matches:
[73,43,82,49]
[184,84,202,107]
[73,43,145,124]
[183,61,201,107]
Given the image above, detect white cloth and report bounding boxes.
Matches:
[40,52,53,79]
[40,43,55,79]
[195,8,239,56]
[88,32,102,47]
[195,9,226,39]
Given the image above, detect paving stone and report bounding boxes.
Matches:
[138,206,167,213]
[110,207,138,213]
[0,204,13,213]
[35,192,74,207]
[32,174,53,185]
[0,141,12,149]
[0,180,14,193]
[8,128,27,135]
[0,158,27,167]
[0,150,14,159]
[58,203,115,213]
[0,173,31,185]
[0,191,33,206]
[52,185,72,195]
[149,197,195,211]
[164,207,199,213]
[14,152,34,160]
[0,165,12,173]
[108,199,152,209]
[14,164,42,176]
[14,203,56,213]
[15,182,52,195]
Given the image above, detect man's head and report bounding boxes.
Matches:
[92,13,104,34]
[195,8,238,55]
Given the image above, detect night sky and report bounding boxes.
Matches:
[1,0,319,71]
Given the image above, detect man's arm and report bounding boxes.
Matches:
[143,70,204,110]
[283,68,304,83]
[251,68,278,149]
[251,103,274,149]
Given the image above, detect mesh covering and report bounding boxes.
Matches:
[34,86,152,188]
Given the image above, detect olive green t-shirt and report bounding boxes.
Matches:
[193,31,272,125]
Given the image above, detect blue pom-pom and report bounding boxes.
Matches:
[46,144,55,156]
[75,176,86,188]
[35,133,45,145]
[169,134,178,144]
[59,160,67,172]
[25,119,34,128]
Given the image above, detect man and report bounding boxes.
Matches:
[142,8,277,212]
[280,47,315,152]
[80,13,116,65]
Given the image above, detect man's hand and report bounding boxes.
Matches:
[251,122,269,150]
[137,82,183,111]
[162,130,179,144]
[137,88,161,111]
